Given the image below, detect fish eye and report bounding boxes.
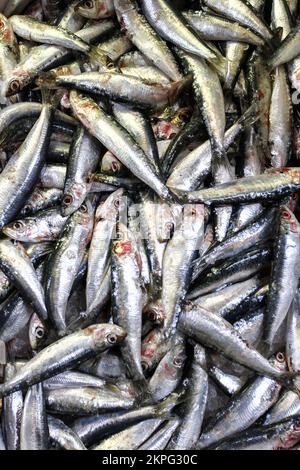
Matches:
[114,199,120,209]
[282,210,292,220]
[63,194,74,206]
[276,352,285,363]
[106,333,117,345]
[165,222,173,231]
[107,60,115,70]
[35,327,44,339]
[8,79,20,94]
[148,311,158,322]
[293,422,300,431]
[111,161,120,173]
[0,19,5,30]
[13,221,24,231]
[84,0,94,8]
[292,193,298,201]
[173,356,184,367]
[79,204,88,213]
[141,361,149,372]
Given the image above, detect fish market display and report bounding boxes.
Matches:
[1,0,300,452]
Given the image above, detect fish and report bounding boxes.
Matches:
[20,382,49,450]
[264,207,300,348]
[215,417,300,450]
[139,0,221,64]
[0,239,47,320]
[178,304,293,380]
[3,207,69,242]
[167,345,208,450]
[44,199,95,336]
[111,223,144,383]
[48,415,87,450]
[0,324,126,396]
[69,90,174,202]
[62,126,100,216]
[0,105,52,229]
[196,353,287,449]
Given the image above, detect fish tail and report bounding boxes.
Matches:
[132,377,151,404]
[282,373,300,395]
[261,28,283,67]
[88,46,115,70]
[168,75,193,106]
[40,87,52,105]
[211,146,232,178]
[238,103,259,128]
[36,71,58,89]
[209,53,233,83]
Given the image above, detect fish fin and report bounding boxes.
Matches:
[154,394,183,417]
[237,103,259,128]
[209,54,233,83]
[40,87,52,105]
[282,373,300,395]
[132,378,152,404]
[88,46,115,70]
[211,149,232,180]
[262,27,283,58]
[36,71,58,89]
[167,75,193,106]
[168,187,188,204]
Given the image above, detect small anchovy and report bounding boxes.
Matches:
[139,0,221,64]
[20,382,49,450]
[203,0,273,42]
[183,10,264,46]
[114,0,182,82]
[0,105,52,229]
[182,168,300,206]
[264,207,300,348]
[215,416,300,450]
[3,207,69,242]
[62,126,100,216]
[178,304,292,380]
[196,353,287,449]
[0,239,47,320]
[0,324,126,396]
[55,71,189,111]
[45,199,95,336]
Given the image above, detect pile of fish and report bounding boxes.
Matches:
[2,0,300,452]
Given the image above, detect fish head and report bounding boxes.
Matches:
[0,14,18,52]
[62,183,88,217]
[146,300,164,325]
[29,312,46,351]
[88,324,127,350]
[95,188,125,222]
[141,328,167,373]
[280,206,300,235]
[101,151,123,175]
[75,0,115,19]
[279,417,300,449]
[159,343,187,381]
[155,202,181,242]
[270,352,288,373]
[4,71,30,96]
[3,217,51,242]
